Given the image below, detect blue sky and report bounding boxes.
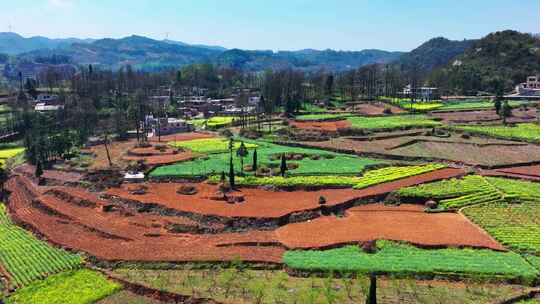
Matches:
[1,0,538,51]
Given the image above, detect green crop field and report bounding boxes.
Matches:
[353,164,445,189]
[396,175,540,210]
[295,113,352,121]
[526,255,540,271]
[388,98,530,111]
[486,177,540,199]
[388,98,444,111]
[207,164,444,188]
[347,115,440,130]
[455,123,540,142]
[189,116,235,128]
[151,140,382,177]
[169,138,258,154]
[0,204,82,288]
[284,241,538,284]
[5,269,121,304]
[396,175,488,199]
[463,200,540,255]
[208,174,364,187]
[0,147,24,159]
[300,103,327,113]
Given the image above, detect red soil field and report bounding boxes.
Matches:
[290,119,351,131]
[276,203,504,250]
[106,168,465,218]
[3,167,488,264]
[5,175,284,263]
[495,165,540,178]
[82,132,215,169]
[352,103,405,115]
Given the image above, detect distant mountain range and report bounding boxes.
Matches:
[1,30,539,87]
[0,32,403,72]
[0,32,95,55]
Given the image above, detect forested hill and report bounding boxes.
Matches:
[397,37,476,75]
[427,30,540,93]
[214,48,403,71]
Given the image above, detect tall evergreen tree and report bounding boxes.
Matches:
[280,154,287,177]
[252,149,258,175]
[236,141,249,175]
[229,158,235,189]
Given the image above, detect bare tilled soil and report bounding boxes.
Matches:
[303,134,540,167]
[495,164,540,178]
[5,175,284,263]
[106,168,465,219]
[349,103,405,115]
[431,107,540,124]
[290,119,351,131]
[275,203,504,250]
[2,167,474,264]
[81,132,214,170]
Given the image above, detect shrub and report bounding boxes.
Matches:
[177,185,198,195]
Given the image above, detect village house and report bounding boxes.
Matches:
[147,116,193,136]
[516,76,540,96]
[403,85,439,100]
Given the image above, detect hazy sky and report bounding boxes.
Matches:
[1,0,538,51]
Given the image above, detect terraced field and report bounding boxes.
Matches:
[284,241,538,284]
[347,115,440,129]
[399,176,540,254]
[463,201,540,254]
[455,123,540,142]
[207,164,446,188]
[151,140,382,177]
[168,137,257,154]
[0,204,82,289]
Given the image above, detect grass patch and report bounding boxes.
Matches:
[0,204,82,288]
[455,123,540,142]
[169,138,257,154]
[151,140,382,177]
[347,115,440,130]
[112,267,525,304]
[284,241,538,284]
[6,269,121,304]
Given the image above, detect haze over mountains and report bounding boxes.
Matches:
[0,32,403,71]
[1,30,538,84]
